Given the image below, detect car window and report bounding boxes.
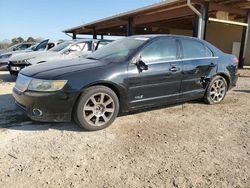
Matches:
[47,43,55,50]
[49,41,73,52]
[35,40,49,51]
[16,44,30,50]
[70,42,88,52]
[140,38,177,63]
[96,41,111,50]
[86,37,148,63]
[181,39,213,59]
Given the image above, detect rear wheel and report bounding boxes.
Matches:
[73,86,119,131]
[204,75,228,104]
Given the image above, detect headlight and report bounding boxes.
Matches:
[28,79,67,91]
[0,54,12,59]
[18,59,30,64]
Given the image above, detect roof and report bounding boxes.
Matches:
[63,0,250,36]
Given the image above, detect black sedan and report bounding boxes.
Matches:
[13,35,239,131]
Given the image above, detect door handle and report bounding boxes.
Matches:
[209,63,216,67]
[169,65,178,72]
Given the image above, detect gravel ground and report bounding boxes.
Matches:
[0,70,249,188]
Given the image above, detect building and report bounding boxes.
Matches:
[63,0,250,67]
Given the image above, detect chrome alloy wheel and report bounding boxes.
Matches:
[210,79,226,103]
[83,93,115,126]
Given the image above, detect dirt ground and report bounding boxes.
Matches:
[0,70,249,188]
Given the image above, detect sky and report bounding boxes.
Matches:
[0,0,160,42]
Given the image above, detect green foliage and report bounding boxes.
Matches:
[0,37,44,49]
[27,37,35,42]
[11,37,25,44]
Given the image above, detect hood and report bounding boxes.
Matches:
[9,51,49,62]
[20,58,107,79]
[0,49,10,55]
[0,50,29,59]
[26,51,61,65]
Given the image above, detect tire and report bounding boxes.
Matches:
[73,86,119,131]
[204,75,228,105]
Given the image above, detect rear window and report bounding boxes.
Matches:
[181,39,213,59]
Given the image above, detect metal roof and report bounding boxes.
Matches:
[63,0,250,35]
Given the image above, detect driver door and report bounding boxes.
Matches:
[127,37,182,109]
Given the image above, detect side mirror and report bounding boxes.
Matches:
[135,57,148,72]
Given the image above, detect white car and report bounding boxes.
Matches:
[0,39,62,71]
[8,39,112,75]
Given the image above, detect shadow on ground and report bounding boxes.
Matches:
[234,89,250,94]
[0,71,16,83]
[0,93,84,132]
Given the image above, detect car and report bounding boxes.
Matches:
[0,40,62,71]
[7,39,111,74]
[0,43,37,71]
[0,42,34,56]
[7,39,63,74]
[12,35,239,131]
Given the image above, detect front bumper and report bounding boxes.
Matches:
[8,62,30,73]
[0,62,8,71]
[13,87,79,122]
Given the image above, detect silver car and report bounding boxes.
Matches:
[0,39,62,71]
[8,39,112,75]
[0,42,34,55]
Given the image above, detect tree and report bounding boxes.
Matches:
[16,37,24,43]
[11,38,19,45]
[27,37,35,43]
[11,37,25,44]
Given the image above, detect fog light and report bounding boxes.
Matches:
[32,108,43,117]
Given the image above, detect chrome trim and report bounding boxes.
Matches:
[146,56,219,65]
[130,89,204,103]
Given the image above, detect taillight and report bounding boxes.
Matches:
[233,57,239,65]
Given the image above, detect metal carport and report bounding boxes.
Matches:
[63,0,250,68]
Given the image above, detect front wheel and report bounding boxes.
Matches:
[204,75,228,105]
[73,86,119,131]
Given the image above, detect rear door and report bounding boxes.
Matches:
[127,37,182,109]
[179,39,218,99]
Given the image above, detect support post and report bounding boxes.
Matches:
[127,17,134,36]
[92,28,97,39]
[72,33,76,39]
[201,1,209,40]
[239,10,250,69]
[101,34,104,40]
[193,14,199,37]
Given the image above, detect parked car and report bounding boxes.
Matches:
[8,39,112,74]
[6,40,62,74]
[0,39,62,71]
[13,35,239,131]
[0,43,37,71]
[0,42,34,55]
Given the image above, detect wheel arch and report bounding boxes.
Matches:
[216,72,231,90]
[86,81,122,101]
[71,81,127,119]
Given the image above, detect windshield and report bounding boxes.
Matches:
[49,41,73,52]
[8,43,20,50]
[86,37,148,62]
[27,44,38,51]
